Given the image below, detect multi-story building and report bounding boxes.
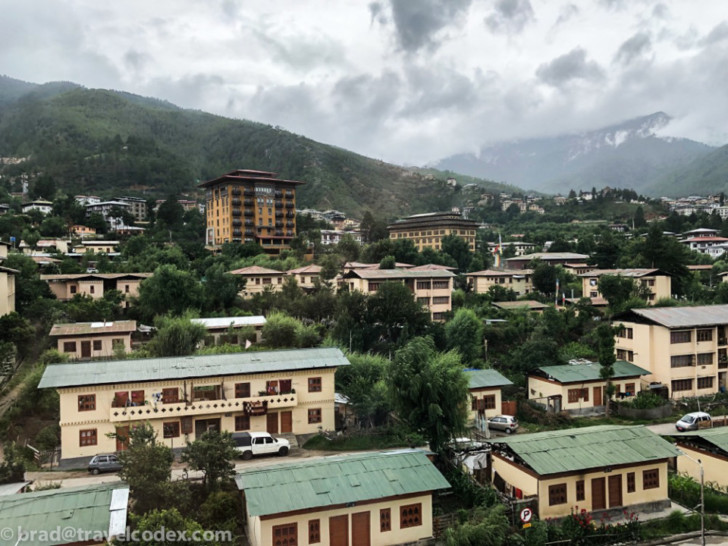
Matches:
[229,266,287,297]
[466,269,534,296]
[320,229,363,246]
[50,320,137,360]
[21,199,53,215]
[579,269,672,304]
[116,196,148,222]
[286,264,323,291]
[72,240,120,254]
[38,347,350,464]
[200,169,303,253]
[40,272,152,307]
[341,267,454,321]
[85,201,132,231]
[387,211,479,253]
[612,305,728,398]
[505,252,590,270]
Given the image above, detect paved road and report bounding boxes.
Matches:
[646,422,683,436]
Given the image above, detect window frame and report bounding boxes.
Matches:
[235,382,251,398]
[78,394,96,412]
[400,503,422,529]
[79,428,97,446]
[308,408,322,424]
[380,508,392,532]
[549,483,568,506]
[163,422,180,438]
[643,469,660,490]
[308,377,322,393]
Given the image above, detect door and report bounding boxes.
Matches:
[352,512,370,546]
[593,386,602,407]
[195,418,221,438]
[115,426,129,452]
[281,411,293,433]
[329,515,348,546]
[81,340,91,358]
[267,412,279,434]
[592,477,606,510]
[608,474,623,507]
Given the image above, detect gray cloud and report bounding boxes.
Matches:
[702,21,728,45]
[614,32,651,65]
[536,48,605,86]
[555,4,579,26]
[388,0,472,53]
[123,50,151,74]
[485,0,535,34]
[651,3,669,19]
[369,2,387,25]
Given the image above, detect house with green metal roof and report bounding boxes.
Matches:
[465,369,513,427]
[39,347,350,466]
[673,427,728,489]
[487,425,679,520]
[235,449,450,546]
[528,360,650,415]
[0,483,129,545]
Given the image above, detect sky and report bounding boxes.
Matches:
[1,0,727,166]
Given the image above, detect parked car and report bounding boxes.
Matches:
[232,431,290,460]
[88,454,122,475]
[487,415,519,434]
[675,411,711,432]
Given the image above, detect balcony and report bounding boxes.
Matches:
[231,187,241,196]
[286,212,295,218]
[275,200,283,208]
[109,393,297,422]
[286,221,294,228]
[233,229,242,237]
[275,211,284,218]
[274,191,283,198]
[244,199,254,207]
[244,209,254,217]
[232,219,242,227]
[232,198,241,207]
[244,189,255,197]
[232,209,241,217]
[285,202,294,209]
[285,191,294,198]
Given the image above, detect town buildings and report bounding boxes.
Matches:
[228,266,287,297]
[466,369,512,428]
[116,196,148,222]
[38,347,349,464]
[40,272,152,307]
[387,211,479,252]
[612,305,728,398]
[50,320,137,360]
[21,199,53,215]
[235,450,449,546]
[466,269,534,296]
[200,169,303,253]
[487,425,679,519]
[191,316,267,344]
[674,428,728,489]
[505,252,590,270]
[579,269,672,304]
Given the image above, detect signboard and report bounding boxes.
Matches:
[520,507,533,524]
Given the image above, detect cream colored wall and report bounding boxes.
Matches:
[56,334,132,360]
[57,367,338,460]
[468,387,503,421]
[77,280,104,300]
[537,464,669,519]
[676,444,728,489]
[413,278,453,319]
[239,275,285,297]
[115,279,143,299]
[0,271,15,316]
[469,274,533,296]
[529,377,640,410]
[254,494,435,546]
[492,455,539,497]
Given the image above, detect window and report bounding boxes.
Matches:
[627,472,636,493]
[567,388,589,403]
[79,429,97,446]
[576,480,585,501]
[272,523,297,546]
[549,483,567,505]
[433,281,450,289]
[308,408,322,424]
[163,422,180,438]
[417,297,430,305]
[643,469,660,490]
[78,394,96,412]
[162,388,179,404]
[671,355,695,368]
[400,503,422,528]
[368,282,380,292]
[308,520,320,544]
[697,353,714,365]
[63,341,77,353]
[625,383,636,395]
[125,284,130,293]
[235,382,251,398]
[181,417,193,435]
[131,390,145,405]
[698,376,714,389]
[432,296,450,305]
[235,415,250,431]
[483,395,496,410]
[70,285,77,294]
[697,329,713,342]
[308,377,322,393]
[89,285,95,294]
[93,340,102,351]
[374,507,391,532]
[672,379,693,392]
[671,331,691,343]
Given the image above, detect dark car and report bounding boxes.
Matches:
[88,454,122,475]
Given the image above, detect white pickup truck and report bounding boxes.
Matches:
[232,431,290,460]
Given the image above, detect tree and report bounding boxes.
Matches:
[136,265,204,320]
[379,255,396,269]
[0,442,26,484]
[443,503,510,546]
[441,234,472,272]
[336,353,392,428]
[367,282,430,349]
[181,430,237,492]
[262,311,300,348]
[335,234,361,262]
[117,423,175,515]
[598,275,636,312]
[202,263,243,312]
[127,508,217,546]
[634,206,646,228]
[446,308,484,364]
[596,324,617,417]
[147,314,207,357]
[155,195,184,229]
[531,262,558,296]
[388,337,469,452]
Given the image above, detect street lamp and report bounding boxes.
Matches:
[678,450,705,546]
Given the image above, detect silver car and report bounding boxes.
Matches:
[488,415,519,434]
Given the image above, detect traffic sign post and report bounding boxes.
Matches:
[520,507,533,527]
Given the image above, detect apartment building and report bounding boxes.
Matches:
[50,320,137,360]
[228,266,287,297]
[612,305,728,398]
[72,240,120,254]
[236,450,449,546]
[486,241,537,256]
[580,269,672,304]
[341,268,455,321]
[488,426,678,519]
[505,252,590,270]
[40,272,152,306]
[116,196,148,222]
[200,169,303,253]
[286,264,323,290]
[21,199,53,215]
[466,269,534,296]
[191,316,267,344]
[387,211,479,253]
[38,347,350,464]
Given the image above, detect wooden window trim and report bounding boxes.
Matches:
[79,428,97,446]
[235,415,250,431]
[576,480,585,502]
[308,519,320,544]
[308,408,322,424]
[380,508,391,532]
[272,522,297,546]
[627,472,636,493]
[400,503,422,529]
[235,382,251,398]
[549,483,567,505]
[78,394,96,412]
[308,377,322,393]
[163,422,180,438]
[643,469,660,490]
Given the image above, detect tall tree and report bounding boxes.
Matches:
[136,264,204,320]
[446,308,484,364]
[596,324,617,417]
[181,430,237,492]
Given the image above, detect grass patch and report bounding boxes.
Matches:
[641,511,728,539]
[302,431,415,451]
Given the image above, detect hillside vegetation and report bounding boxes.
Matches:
[0,76,514,219]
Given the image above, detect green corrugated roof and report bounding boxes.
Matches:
[38,347,350,389]
[466,369,513,389]
[491,425,679,475]
[235,450,450,517]
[535,360,650,383]
[676,427,728,453]
[0,483,128,545]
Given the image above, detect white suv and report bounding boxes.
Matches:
[232,431,290,460]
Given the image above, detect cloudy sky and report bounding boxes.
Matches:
[1,0,727,165]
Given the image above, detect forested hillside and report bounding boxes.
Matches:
[0,76,514,219]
